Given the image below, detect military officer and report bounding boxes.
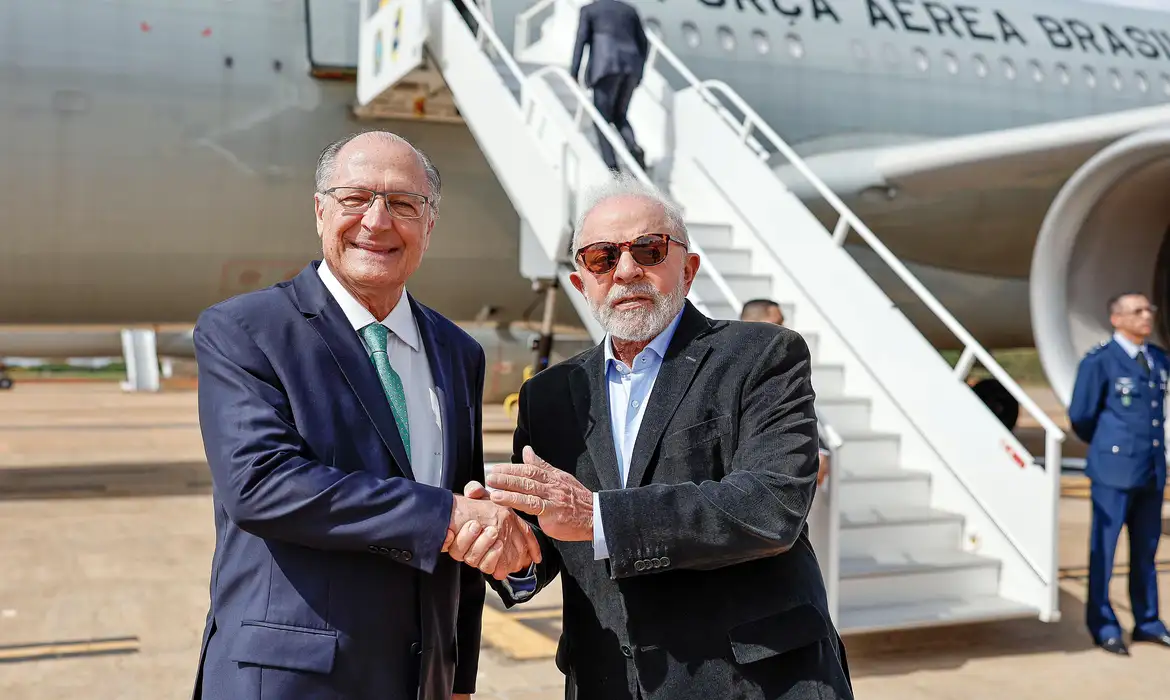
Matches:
[1069,292,1170,656]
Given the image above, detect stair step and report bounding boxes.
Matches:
[811,363,845,397]
[838,506,963,557]
[701,247,752,275]
[689,221,734,249]
[692,274,773,304]
[817,396,871,432]
[698,301,738,321]
[832,430,900,472]
[839,550,1000,608]
[838,468,930,512]
[838,595,1037,635]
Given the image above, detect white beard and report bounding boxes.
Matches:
[590,279,687,342]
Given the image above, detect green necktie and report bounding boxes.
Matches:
[360,323,411,459]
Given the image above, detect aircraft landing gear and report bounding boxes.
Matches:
[971,378,1019,431]
[0,366,13,390]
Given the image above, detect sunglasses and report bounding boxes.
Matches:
[574,233,688,275]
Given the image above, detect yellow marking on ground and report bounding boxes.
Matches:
[505,608,563,621]
[0,636,139,663]
[480,606,558,660]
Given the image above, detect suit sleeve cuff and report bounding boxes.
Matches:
[501,564,538,602]
[593,491,610,560]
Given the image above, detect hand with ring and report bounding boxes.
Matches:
[485,446,594,542]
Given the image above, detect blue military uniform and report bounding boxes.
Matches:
[1068,333,1169,644]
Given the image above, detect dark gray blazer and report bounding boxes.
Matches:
[495,302,853,700]
[569,0,649,88]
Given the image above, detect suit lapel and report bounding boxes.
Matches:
[292,263,416,481]
[413,297,458,491]
[569,347,624,492]
[625,304,713,488]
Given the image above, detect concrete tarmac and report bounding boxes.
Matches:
[2,382,1170,699]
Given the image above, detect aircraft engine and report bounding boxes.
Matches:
[1031,127,1170,406]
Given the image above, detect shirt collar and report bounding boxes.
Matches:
[1113,331,1147,360]
[318,261,420,352]
[604,307,685,370]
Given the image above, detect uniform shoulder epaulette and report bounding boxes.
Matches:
[1087,341,1109,355]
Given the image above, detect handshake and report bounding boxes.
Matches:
[441,446,596,579]
[442,478,541,580]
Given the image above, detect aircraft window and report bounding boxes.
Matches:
[942,51,959,75]
[1109,69,1124,91]
[1055,63,1071,86]
[682,22,701,49]
[787,33,804,60]
[717,26,736,52]
[912,48,929,73]
[750,30,770,55]
[1084,66,1097,89]
[1029,60,1044,83]
[1136,71,1149,93]
[1001,58,1016,81]
[882,43,899,67]
[972,54,988,78]
[851,40,869,62]
[645,18,663,37]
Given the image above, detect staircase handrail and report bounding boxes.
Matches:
[457,0,743,314]
[696,77,1065,443]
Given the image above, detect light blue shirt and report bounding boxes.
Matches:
[593,309,684,559]
[501,309,684,599]
[1114,331,1153,368]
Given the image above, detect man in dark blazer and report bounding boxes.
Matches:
[468,174,853,699]
[1068,292,1170,656]
[191,131,540,700]
[570,0,650,172]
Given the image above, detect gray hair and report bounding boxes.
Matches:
[315,131,442,213]
[570,172,687,256]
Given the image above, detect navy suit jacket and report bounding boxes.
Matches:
[1069,338,1168,491]
[570,0,649,88]
[191,262,487,700]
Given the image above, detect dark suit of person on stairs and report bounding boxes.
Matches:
[570,0,650,173]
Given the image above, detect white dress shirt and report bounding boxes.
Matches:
[318,262,444,487]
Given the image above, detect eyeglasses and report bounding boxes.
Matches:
[319,187,430,219]
[574,233,688,275]
[1121,305,1158,316]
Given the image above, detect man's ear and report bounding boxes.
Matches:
[314,195,325,238]
[569,270,585,296]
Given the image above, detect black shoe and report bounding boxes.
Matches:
[1132,630,1170,647]
[1099,637,1130,655]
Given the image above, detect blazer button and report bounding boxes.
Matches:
[368,545,379,553]
[402,551,413,561]
[410,642,422,655]
[660,556,670,567]
[1155,440,1161,447]
[634,560,646,572]
[390,548,401,558]
[650,558,662,568]
[620,644,633,658]
[1112,446,1120,454]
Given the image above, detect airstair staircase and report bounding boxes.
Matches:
[358,0,1067,634]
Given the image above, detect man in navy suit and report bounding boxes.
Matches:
[570,0,650,173]
[191,131,541,700]
[1069,292,1170,656]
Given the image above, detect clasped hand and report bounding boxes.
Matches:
[443,488,542,580]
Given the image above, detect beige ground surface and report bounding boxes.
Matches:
[2,382,1170,699]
